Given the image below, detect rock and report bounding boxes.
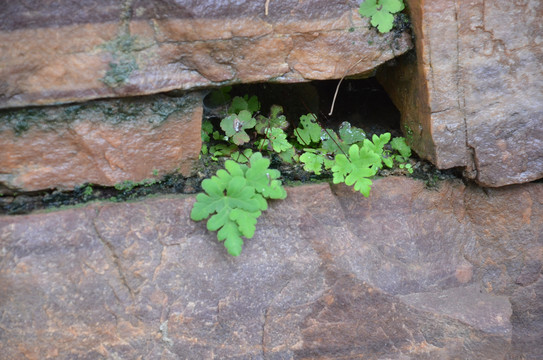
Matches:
[400,284,512,335]
[510,277,543,359]
[1,177,541,358]
[378,0,543,187]
[0,0,412,108]
[0,92,203,191]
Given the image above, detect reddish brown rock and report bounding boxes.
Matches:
[0,178,541,358]
[0,0,412,108]
[0,92,203,191]
[379,0,543,187]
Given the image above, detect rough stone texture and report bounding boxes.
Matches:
[0,0,412,108]
[0,92,203,191]
[1,177,541,359]
[378,0,543,187]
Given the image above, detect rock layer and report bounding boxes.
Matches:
[379,0,543,187]
[0,92,203,191]
[0,178,541,359]
[0,0,412,108]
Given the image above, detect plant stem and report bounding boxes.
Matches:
[328,58,365,116]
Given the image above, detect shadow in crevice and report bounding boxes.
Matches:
[223,77,403,138]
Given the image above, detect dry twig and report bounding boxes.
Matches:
[328,58,365,116]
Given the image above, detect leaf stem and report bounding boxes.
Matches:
[328,58,365,116]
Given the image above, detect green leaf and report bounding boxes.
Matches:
[246,95,261,114]
[400,163,414,174]
[321,123,365,155]
[224,160,246,177]
[359,0,378,17]
[364,133,391,156]
[255,138,271,152]
[190,157,281,256]
[331,144,380,197]
[381,0,405,14]
[268,128,292,153]
[321,129,348,155]
[231,149,253,163]
[331,154,352,183]
[300,151,324,175]
[228,97,246,114]
[338,121,366,144]
[355,142,383,170]
[212,131,222,140]
[228,95,261,115]
[201,120,213,142]
[371,10,394,33]
[255,105,289,134]
[359,0,405,33]
[347,175,373,197]
[245,152,287,199]
[210,143,237,157]
[255,115,269,135]
[345,144,381,197]
[323,156,335,170]
[390,136,412,159]
[217,221,243,256]
[295,114,322,145]
[220,110,256,145]
[230,208,261,238]
[269,105,287,126]
[383,156,394,168]
[277,147,296,164]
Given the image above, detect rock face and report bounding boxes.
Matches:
[1,0,540,189]
[1,178,541,359]
[0,92,203,191]
[379,0,543,187]
[0,0,412,108]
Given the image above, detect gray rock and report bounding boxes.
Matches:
[379,0,543,187]
[0,92,203,191]
[0,0,412,108]
[1,178,541,358]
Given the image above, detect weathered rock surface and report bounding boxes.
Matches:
[1,177,541,359]
[0,92,203,191]
[0,0,412,108]
[379,0,543,187]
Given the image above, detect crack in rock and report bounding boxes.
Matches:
[92,208,135,300]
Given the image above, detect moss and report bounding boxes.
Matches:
[0,108,47,135]
[151,97,186,118]
[0,93,196,136]
[100,34,145,54]
[393,12,411,36]
[403,123,414,142]
[98,34,146,88]
[96,99,147,123]
[101,59,139,88]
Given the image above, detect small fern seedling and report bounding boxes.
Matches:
[191,152,286,256]
[359,0,405,33]
[332,144,382,197]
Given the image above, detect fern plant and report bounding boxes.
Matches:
[196,92,414,255]
[191,152,286,256]
[298,119,367,175]
[293,116,411,197]
[359,0,405,33]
